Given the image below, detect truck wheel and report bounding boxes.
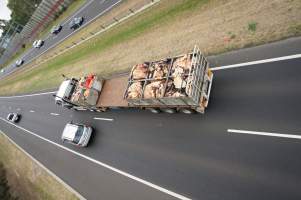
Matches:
[160,108,176,114]
[148,108,160,114]
[64,105,73,109]
[179,108,195,114]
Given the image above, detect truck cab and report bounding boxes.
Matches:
[55,75,103,110]
[55,79,77,108]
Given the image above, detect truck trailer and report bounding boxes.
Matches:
[54,46,213,114]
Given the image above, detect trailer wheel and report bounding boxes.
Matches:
[160,108,176,114]
[179,108,195,114]
[148,108,160,114]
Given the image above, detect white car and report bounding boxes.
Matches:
[61,122,92,147]
[15,59,24,67]
[33,40,44,48]
[0,69,4,73]
[7,113,21,122]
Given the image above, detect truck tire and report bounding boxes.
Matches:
[179,108,195,114]
[148,108,160,114]
[160,108,176,114]
[64,105,73,109]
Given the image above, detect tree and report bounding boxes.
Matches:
[7,0,42,26]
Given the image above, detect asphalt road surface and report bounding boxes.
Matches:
[0,0,121,79]
[0,38,300,200]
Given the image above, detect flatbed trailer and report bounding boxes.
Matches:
[54,46,213,114]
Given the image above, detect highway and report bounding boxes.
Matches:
[0,38,301,200]
[0,0,121,79]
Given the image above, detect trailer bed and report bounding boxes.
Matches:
[97,76,129,107]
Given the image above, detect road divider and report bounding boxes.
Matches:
[0,117,191,200]
[0,91,56,99]
[228,129,301,140]
[211,54,301,71]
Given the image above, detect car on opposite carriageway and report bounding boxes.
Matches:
[33,39,44,48]
[69,16,84,30]
[51,25,63,35]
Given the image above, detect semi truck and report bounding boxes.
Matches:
[54,46,213,114]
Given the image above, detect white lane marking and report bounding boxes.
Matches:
[0,132,86,200]
[0,117,190,200]
[211,54,301,71]
[17,108,21,111]
[29,110,35,113]
[0,91,56,98]
[93,117,114,121]
[50,113,60,116]
[228,129,301,140]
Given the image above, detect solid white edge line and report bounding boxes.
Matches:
[29,110,35,113]
[211,54,301,71]
[93,117,114,121]
[227,129,301,139]
[0,91,56,98]
[212,54,301,71]
[0,117,191,200]
[0,131,86,200]
[50,113,60,116]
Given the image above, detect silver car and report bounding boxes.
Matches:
[61,122,92,147]
[7,113,21,122]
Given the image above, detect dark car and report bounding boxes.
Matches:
[69,17,84,30]
[51,25,62,34]
[7,113,21,122]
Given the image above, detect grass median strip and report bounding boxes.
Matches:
[0,0,300,96]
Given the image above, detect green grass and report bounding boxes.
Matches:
[0,0,209,95]
[288,23,301,35]
[248,21,257,32]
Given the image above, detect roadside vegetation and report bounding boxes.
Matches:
[0,133,79,200]
[0,163,17,200]
[0,0,86,70]
[0,0,300,96]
